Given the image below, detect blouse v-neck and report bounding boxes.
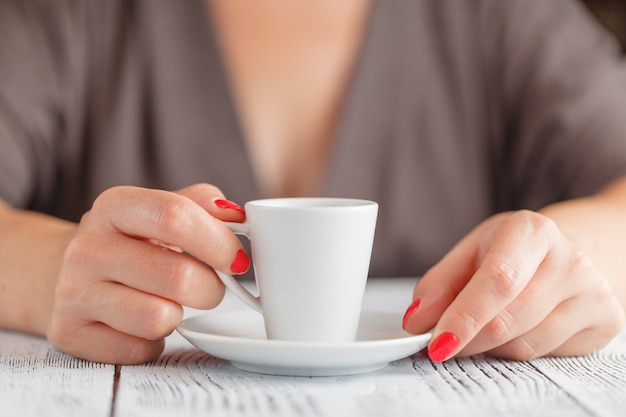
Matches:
[199,0,383,199]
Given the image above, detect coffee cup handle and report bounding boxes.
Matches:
[214,221,263,313]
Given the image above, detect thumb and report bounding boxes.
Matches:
[402,231,481,335]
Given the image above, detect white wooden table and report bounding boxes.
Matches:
[1,278,625,417]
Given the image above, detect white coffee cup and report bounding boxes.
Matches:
[215,197,378,343]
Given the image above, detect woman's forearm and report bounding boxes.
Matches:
[0,200,76,335]
[540,177,626,309]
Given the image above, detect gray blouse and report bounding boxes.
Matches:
[2,0,626,276]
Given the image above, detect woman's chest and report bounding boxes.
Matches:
[208,0,371,197]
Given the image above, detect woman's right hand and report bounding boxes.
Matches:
[47,183,248,364]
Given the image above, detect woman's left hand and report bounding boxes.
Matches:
[402,210,625,362]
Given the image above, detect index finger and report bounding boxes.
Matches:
[428,211,555,362]
[90,186,249,275]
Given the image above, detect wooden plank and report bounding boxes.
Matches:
[115,339,614,417]
[529,333,626,417]
[0,330,114,417]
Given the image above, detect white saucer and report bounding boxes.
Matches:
[177,310,431,377]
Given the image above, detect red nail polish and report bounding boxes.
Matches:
[230,249,250,274]
[402,298,421,330]
[214,199,245,216]
[428,332,459,363]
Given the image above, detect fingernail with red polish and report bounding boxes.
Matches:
[214,199,246,216]
[402,298,421,330]
[230,249,250,274]
[428,332,459,363]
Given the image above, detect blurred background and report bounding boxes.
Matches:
[582,0,626,51]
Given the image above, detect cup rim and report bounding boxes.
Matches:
[245,197,377,210]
